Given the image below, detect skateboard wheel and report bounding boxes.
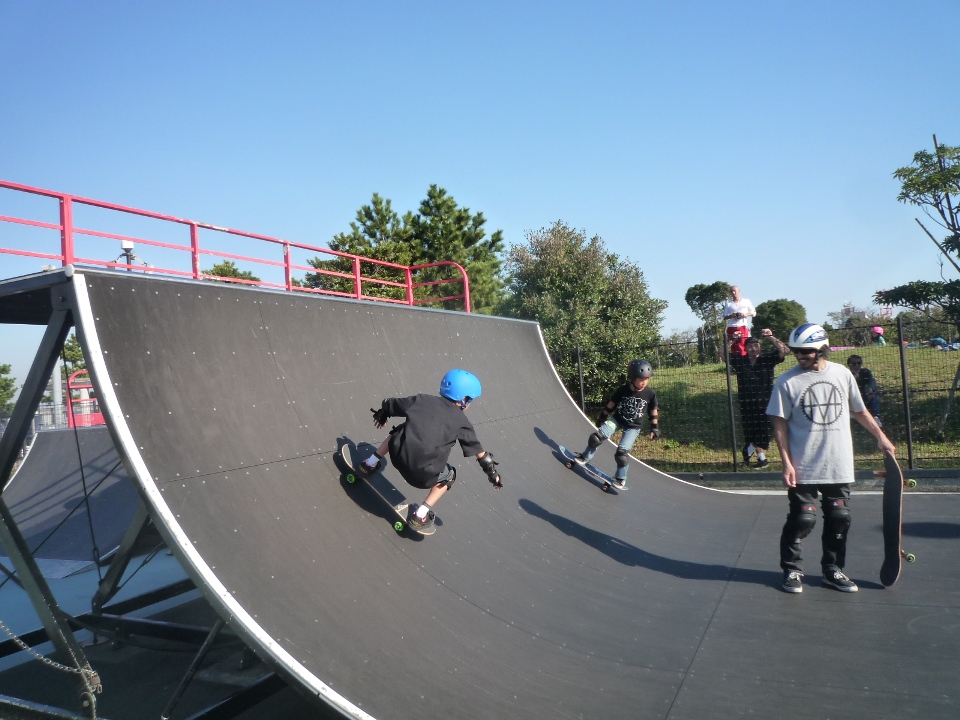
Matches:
[905,479,917,489]
[393,521,404,533]
[904,553,916,563]
[565,462,574,469]
[346,472,357,484]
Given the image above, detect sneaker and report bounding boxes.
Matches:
[572,452,588,466]
[741,445,751,465]
[823,569,858,593]
[782,570,803,593]
[612,478,628,490]
[756,457,770,469]
[406,505,435,532]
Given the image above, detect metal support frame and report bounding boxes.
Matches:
[90,503,152,614]
[160,618,226,720]
[0,291,99,717]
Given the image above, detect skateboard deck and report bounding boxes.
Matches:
[877,450,916,586]
[558,445,626,493]
[340,443,436,536]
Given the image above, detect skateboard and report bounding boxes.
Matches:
[340,443,436,536]
[875,450,917,586]
[558,445,626,493]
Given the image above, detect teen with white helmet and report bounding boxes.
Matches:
[767,323,895,594]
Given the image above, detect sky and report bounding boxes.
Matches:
[1,1,959,388]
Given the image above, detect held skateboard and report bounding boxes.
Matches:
[558,445,626,493]
[340,443,436,536]
[874,450,916,586]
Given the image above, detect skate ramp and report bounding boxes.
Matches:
[1,427,140,578]
[2,268,957,719]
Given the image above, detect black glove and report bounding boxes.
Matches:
[477,452,502,489]
[371,406,388,429]
[650,425,661,440]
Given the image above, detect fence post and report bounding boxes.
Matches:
[897,316,915,469]
[576,346,585,412]
[724,350,739,471]
[59,196,75,266]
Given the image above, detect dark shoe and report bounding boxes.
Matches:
[756,457,770,469]
[823,569,858,593]
[782,570,803,593]
[406,505,435,532]
[572,452,588,466]
[359,454,383,474]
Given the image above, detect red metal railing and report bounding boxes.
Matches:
[0,179,471,311]
[65,369,104,428]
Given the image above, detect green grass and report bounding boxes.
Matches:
[608,347,960,472]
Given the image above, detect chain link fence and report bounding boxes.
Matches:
[564,318,960,473]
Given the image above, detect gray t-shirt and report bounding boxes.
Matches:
[766,361,865,484]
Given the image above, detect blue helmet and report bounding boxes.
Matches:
[439,369,482,408]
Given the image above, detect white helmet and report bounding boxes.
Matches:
[788,323,829,352]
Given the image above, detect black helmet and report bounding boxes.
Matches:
[628,359,653,381]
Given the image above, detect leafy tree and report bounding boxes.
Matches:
[876,137,960,435]
[304,186,505,314]
[684,281,730,362]
[753,299,806,341]
[0,364,15,412]
[876,137,960,327]
[202,260,261,284]
[502,221,667,403]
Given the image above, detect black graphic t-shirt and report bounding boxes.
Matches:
[606,384,658,429]
[766,362,865,484]
[730,352,783,404]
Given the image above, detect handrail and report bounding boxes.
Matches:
[0,179,471,312]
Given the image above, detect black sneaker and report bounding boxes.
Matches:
[823,569,858,593]
[756,457,770,469]
[611,478,628,490]
[406,505,435,532]
[572,452,588,466]
[782,570,803,593]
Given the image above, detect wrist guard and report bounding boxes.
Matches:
[650,425,660,440]
[477,453,502,488]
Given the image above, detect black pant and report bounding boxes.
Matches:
[739,400,771,448]
[780,484,852,574]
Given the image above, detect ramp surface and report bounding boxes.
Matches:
[1,427,139,577]
[3,269,956,719]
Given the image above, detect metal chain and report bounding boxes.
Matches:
[0,615,102,694]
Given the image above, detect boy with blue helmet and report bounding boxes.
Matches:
[360,369,502,532]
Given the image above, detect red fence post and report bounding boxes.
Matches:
[59,196,74,266]
[353,257,362,300]
[284,243,293,291]
[190,223,201,279]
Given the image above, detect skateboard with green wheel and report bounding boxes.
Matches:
[340,443,435,536]
[876,450,916,587]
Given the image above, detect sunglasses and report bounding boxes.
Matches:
[793,349,818,356]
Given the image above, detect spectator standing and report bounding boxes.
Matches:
[846,355,881,426]
[722,285,756,357]
[768,324,895,594]
[723,328,789,467]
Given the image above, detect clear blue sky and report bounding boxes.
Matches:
[2,1,958,387]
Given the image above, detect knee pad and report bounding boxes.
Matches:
[823,498,851,535]
[436,465,457,490]
[614,447,630,469]
[785,504,817,541]
[588,431,604,450]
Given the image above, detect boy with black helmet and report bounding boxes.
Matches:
[573,358,660,489]
[360,369,502,532]
[767,324,895,594]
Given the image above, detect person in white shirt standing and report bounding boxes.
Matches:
[767,324,896,594]
[722,285,756,358]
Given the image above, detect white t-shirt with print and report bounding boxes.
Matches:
[723,298,755,328]
[766,361,866,484]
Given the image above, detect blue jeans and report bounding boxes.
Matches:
[581,418,642,481]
